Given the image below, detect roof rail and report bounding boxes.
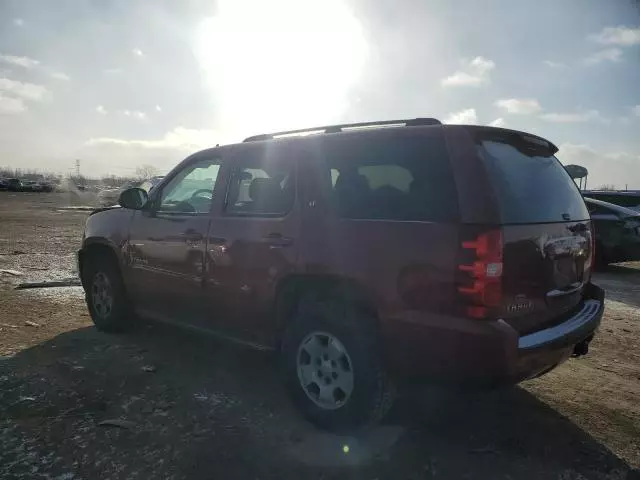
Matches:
[242,117,441,142]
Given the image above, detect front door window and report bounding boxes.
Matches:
[158,159,221,214]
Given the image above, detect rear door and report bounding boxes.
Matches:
[203,141,299,346]
[474,130,593,334]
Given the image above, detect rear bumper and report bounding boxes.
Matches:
[382,283,605,385]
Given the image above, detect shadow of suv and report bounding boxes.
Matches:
[78,118,604,431]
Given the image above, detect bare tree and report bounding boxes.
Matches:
[135,164,159,180]
[598,184,616,191]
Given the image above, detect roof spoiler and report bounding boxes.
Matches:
[467,125,558,155]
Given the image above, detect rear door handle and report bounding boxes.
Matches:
[262,233,293,247]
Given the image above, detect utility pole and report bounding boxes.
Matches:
[75,159,81,178]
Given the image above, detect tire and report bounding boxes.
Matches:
[280,293,394,431]
[83,254,133,333]
[594,241,608,270]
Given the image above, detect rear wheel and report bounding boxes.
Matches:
[83,255,133,333]
[281,293,394,431]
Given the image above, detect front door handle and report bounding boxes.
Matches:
[262,233,293,248]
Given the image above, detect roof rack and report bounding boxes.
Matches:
[242,117,441,142]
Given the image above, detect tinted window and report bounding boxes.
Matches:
[586,202,611,216]
[324,133,458,222]
[225,149,295,216]
[478,140,589,223]
[158,158,221,213]
[585,193,640,209]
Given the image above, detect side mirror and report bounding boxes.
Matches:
[118,187,148,210]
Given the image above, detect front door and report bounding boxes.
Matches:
[204,142,300,345]
[127,153,223,321]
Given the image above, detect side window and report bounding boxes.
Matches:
[225,148,295,216]
[586,203,608,215]
[324,134,458,222]
[618,196,640,208]
[158,158,221,214]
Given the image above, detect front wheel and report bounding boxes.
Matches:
[83,255,133,333]
[280,295,394,431]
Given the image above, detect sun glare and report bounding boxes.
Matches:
[194,0,367,138]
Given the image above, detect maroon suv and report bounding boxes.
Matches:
[78,118,604,430]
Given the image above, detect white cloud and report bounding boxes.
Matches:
[632,105,640,117]
[121,109,147,119]
[0,54,69,83]
[0,78,48,101]
[96,105,107,115]
[539,110,605,123]
[50,72,70,81]
[583,48,622,65]
[543,60,567,68]
[444,108,478,124]
[557,143,640,189]
[13,18,24,27]
[0,54,40,69]
[132,48,144,57]
[441,56,495,87]
[0,94,26,114]
[495,98,542,115]
[155,105,162,112]
[86,127,221,150]
[80,127,226,177]
[489,118,505,127]
[590,26,640,46]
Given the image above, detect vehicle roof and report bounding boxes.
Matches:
[192,123,558,158]
[583,190,640,196]
[584,197,640,217]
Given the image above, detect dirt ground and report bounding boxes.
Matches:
[1,192,639,480]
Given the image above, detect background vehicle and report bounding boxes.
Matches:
[138,175,164,193]
[97,178,161,207]
[585,197,640,265]
[7,178,22,191]
[583,190,640,212]
[21,181,43,192]
[0,178,8,191]
[78,120,604,431]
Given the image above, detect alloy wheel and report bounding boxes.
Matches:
[296,331,354,410]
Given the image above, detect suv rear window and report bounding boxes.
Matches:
[477,138,589,224]
[323,133,458,222]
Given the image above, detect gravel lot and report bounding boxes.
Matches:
[1,192,639,480]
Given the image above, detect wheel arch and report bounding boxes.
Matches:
[274,274,382,344]
[78,239,122,289]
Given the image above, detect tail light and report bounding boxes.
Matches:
[456,228,503,319]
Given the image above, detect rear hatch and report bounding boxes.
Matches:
[474,129,593,334]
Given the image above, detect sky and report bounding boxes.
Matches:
[0,0,639,188]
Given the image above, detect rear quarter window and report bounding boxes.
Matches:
[478,140,590,224]
[322,132,458,222]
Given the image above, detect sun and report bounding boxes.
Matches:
[194,0,367,139]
